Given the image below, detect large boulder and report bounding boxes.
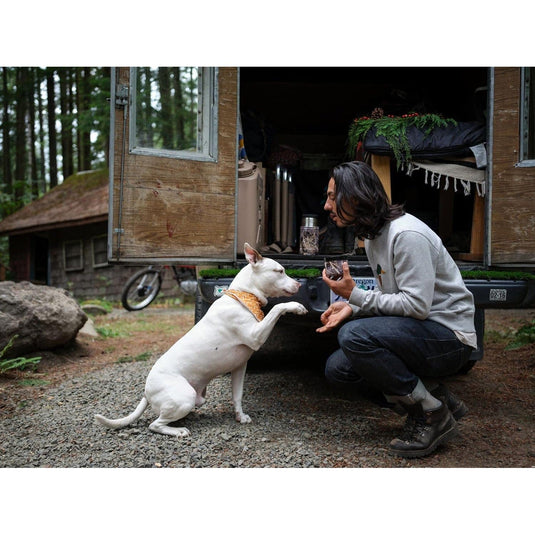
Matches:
[0,281,88,358]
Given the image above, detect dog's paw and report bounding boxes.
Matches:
[236,412,252,424]
[287,302,308,315]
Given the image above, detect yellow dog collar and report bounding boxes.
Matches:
[223,289,264,321]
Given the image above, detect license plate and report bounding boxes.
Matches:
[330,277,377,304]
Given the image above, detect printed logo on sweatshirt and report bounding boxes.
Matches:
[376,264,385,286]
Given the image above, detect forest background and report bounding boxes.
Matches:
[0,66,199,273]
[0,67,111,270]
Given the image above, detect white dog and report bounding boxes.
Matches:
[95,243,307,437]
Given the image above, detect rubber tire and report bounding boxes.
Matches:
[456,359,477,374]
[194,287,211,323]
[121,268,162,311]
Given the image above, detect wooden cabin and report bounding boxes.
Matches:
[0,169,180,301]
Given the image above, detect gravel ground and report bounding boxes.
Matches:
[0,356,408,468]
[1,308,532,534]
[0,307,533,469]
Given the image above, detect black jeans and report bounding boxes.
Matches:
[325,316,473,405]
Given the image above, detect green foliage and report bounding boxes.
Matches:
[486,318,535,350]
[0,335,17,359]
[460,270,535,281]
[1,335,42,374]
[95,326,123,338]
[506,321,535,350]
[198,268,239,278]
[347,112,457,168]
[18,378,50,387]
[0,356,42,374]
[117,351,152,363]
[0,235,9,271]
[199,268,321,279]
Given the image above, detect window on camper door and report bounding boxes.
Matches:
[64,240,83,271]
[92,235,108,268]
[129,67,218,162]
[519,67,535,166]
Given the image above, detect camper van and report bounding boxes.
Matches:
[108,67,535,367]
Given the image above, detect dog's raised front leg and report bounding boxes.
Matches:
[231,363,251,424]
[247,302,307,351]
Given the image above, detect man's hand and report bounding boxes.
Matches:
[316,301,353,333]
[322,261,355,300]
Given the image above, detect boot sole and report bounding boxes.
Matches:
[389,419,459,459]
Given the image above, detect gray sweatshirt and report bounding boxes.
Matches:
[349,213,476,347]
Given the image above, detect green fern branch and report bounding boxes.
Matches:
[347,112,457,168]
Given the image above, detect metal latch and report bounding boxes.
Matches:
[115,84,129,108]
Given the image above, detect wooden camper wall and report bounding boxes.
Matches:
[490,67,535,264]
[110,67,238,263]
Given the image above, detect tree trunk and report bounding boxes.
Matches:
[172,67,185,147]
[36,68,47,193]
[101,66,111,166]
[141,67,154,146]
[59,67,74,179]
[46,68,58,188]
[158,67,173,149]
[27,67,39,199]
[14,68,28,204]
[76,67,92,171]
[2,67,13,199]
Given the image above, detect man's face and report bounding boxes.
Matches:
[324,177,347,228]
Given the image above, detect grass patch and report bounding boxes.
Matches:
[505,321,535,350]
[117,351,152,364]
[95,326,124,338]
[485,320,535,350]
[18,378,50,387]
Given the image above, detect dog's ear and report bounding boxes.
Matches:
[244,242,263,265]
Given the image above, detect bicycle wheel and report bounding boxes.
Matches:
[121,268,162,311]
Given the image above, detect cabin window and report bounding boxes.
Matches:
[64,240,83,271]
[92,235,108,268]
[519,67,535,166]
[129,67,218,162]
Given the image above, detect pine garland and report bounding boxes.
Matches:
[347,111,457,168]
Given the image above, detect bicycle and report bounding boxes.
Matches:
[121,265,196,311]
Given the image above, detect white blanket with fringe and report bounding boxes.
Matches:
[405,160,486,196]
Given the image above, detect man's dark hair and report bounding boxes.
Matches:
[330,161,405,240]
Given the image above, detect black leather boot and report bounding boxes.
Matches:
[431,383,468,421]
[390,384,468,421]
[389,402,457,458]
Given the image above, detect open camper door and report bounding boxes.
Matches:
[489,67,535,265]
[108,67,238,264]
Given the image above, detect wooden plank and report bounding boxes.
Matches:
[490,67,535,264]
[457,194,484,261]
[356,154,392,249]
[371,154,391,201]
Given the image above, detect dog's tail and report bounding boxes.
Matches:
[94,397,149,430]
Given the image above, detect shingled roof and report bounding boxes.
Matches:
[0,169,109,236]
